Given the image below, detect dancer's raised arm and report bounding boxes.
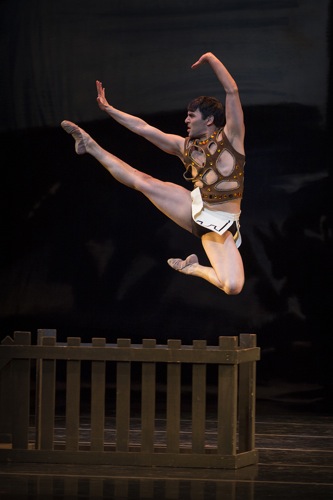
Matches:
[191,53,245,152]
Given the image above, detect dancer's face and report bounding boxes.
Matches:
[185,109,209,139]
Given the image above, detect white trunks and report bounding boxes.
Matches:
[191,187,242,248]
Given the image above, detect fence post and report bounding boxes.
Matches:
[0,335,15,445]
[217,336,238,456]
[238,334,257,453]
[11,331,32,450]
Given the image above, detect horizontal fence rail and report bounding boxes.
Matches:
[0,330,260,469]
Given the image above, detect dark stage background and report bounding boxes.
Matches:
[0,1,332,406]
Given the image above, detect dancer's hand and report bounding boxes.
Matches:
[96,80,110,111]
[191,52,214,69]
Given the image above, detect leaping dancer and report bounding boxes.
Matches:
[61,52,246,294]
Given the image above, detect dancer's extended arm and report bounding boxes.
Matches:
[96,80,184,157]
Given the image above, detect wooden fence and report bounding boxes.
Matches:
[0,330,260,469]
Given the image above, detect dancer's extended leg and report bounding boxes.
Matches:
[61,120,193,231]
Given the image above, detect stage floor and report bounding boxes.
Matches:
[0,392,332,499]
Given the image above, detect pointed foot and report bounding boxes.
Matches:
[167,254,199,273]
[61,120,88,155]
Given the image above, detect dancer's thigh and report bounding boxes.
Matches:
[141,177,193,231]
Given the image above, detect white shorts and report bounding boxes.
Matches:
[191,187,242,248]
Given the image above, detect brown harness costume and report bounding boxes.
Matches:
[183,128,245,204]
[183,128,245,243]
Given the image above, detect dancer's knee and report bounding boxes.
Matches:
[138,174,163,195]
[222,277,244,295]
[132,171,155,192]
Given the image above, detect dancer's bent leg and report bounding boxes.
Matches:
[167,231,244,295]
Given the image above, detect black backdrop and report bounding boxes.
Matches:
[0,0,332,405]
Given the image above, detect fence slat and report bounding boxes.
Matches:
[192,340,207,453]
[37,336,56,450]
[166,339,181,453]
[116,339,131,452]
[91,338,106,452]
[66,337,81,451]
[141,339,156,453]
[35,329,57,450]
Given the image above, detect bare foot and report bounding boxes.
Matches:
[167,254,199,274]
[61,120,89,155]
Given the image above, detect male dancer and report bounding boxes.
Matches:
[61,52,246,294]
